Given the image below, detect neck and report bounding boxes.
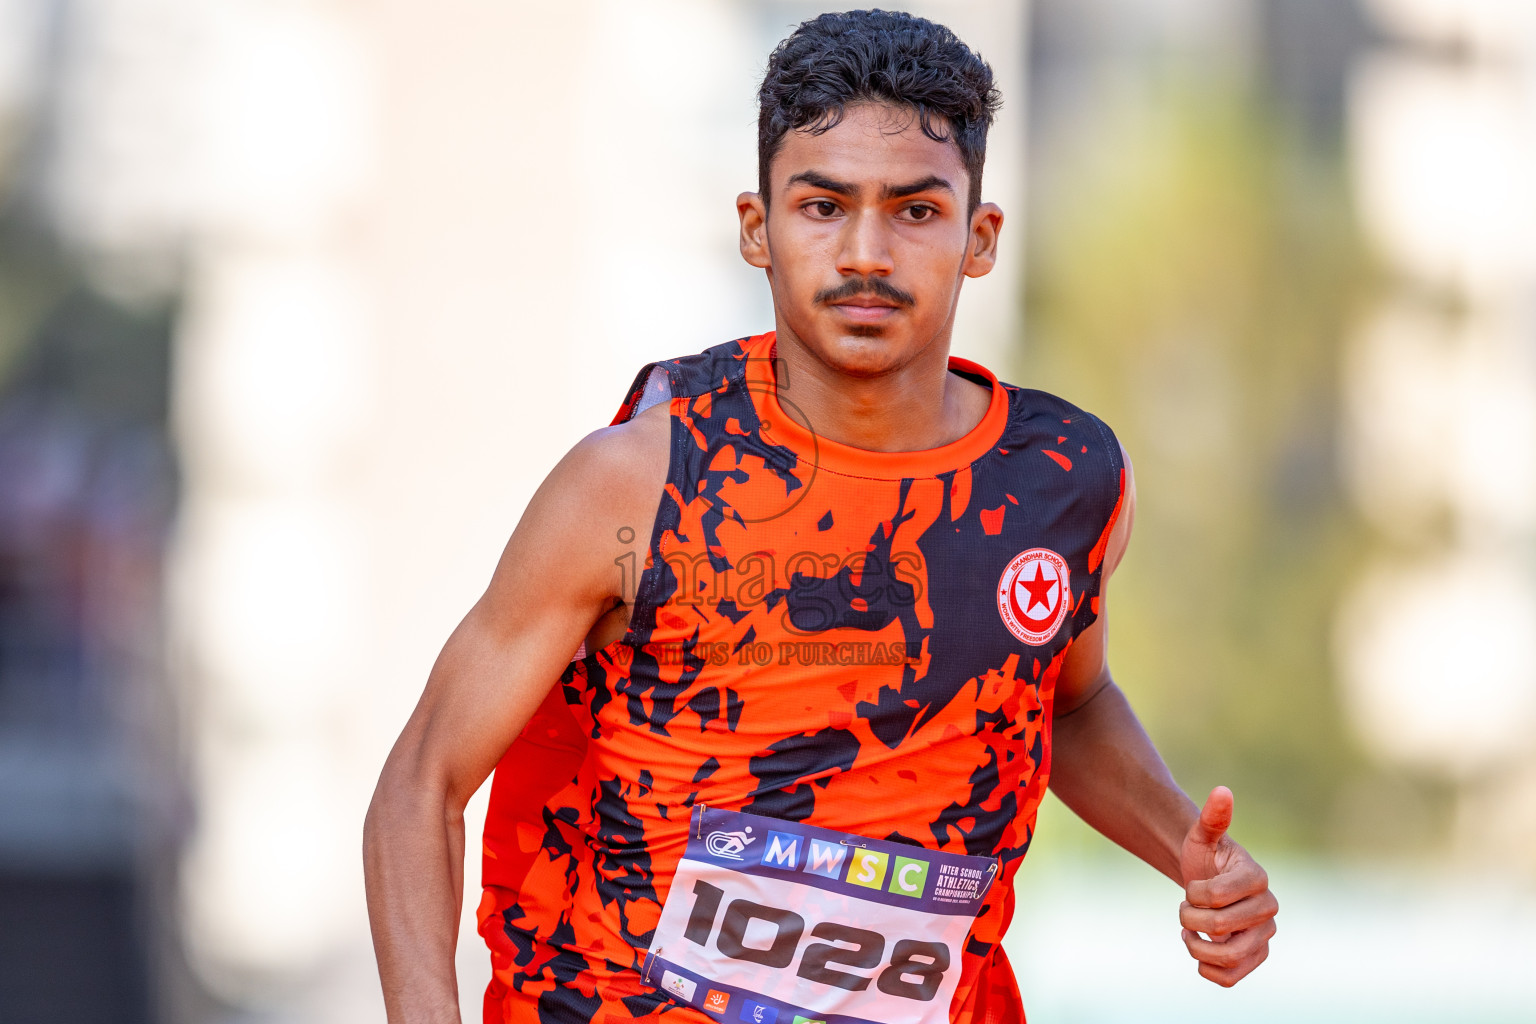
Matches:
[768,320,991,453]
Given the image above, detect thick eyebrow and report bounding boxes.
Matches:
[881,175,955,201]
[783,171,957,202]
[784,170,858,196]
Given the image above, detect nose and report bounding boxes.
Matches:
[836,208,894,278]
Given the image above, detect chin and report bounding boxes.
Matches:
[812,330,904,378]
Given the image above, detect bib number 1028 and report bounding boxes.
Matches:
[680,880,950,1002]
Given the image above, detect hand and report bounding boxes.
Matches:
[1178,786,1278,986]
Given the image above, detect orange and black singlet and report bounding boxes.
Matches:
[478,332,1125,1023]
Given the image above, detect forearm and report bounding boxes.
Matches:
[364,761,467,1024]
[1047,680,1197,883]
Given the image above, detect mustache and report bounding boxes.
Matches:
[813,275,916,308]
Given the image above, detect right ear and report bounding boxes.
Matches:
[737,191,771,269]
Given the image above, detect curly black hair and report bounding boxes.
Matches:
[758,9,1001,213]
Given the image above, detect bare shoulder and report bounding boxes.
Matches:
[1103,440,1137,581]
[548,399,671,535]
[482,399,671,616]
[570,399,671,488]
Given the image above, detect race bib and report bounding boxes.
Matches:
[642,806,997,1024]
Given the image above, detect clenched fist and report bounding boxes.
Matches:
[1178,786,1278,986]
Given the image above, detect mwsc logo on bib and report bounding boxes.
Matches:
[752,829,930,898]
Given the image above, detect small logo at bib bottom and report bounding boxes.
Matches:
[997,547,1072,645]
[703,990,731,1015]
[739,1001,777,1024]
[661,970,696,1002]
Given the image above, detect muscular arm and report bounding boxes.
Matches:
[1049,657,1196,883]
[362,405,668,1024]
[1048,460,1193,879]
[1047,448,1277,985]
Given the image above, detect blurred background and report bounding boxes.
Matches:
[0,0,1531,1021]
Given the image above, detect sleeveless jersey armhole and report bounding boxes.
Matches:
[1029,405,1125,650]
[611,361,683,649]
[608,341,760,649]
[1083,409,1126,498]
[1080,409,1127,612]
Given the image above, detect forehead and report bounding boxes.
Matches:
[771,101,967,195]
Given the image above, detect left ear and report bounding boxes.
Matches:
[737,191,771,270]
[962,202,1003,279]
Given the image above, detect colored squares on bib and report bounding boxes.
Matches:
[801,838,846,880]
[846,848,889,889]
[798,841,847,884]
[760,831,800,870]
[703,990,731,1015]
[792,1017,826,1024]
[889,856,929,898]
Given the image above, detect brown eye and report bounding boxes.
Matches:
[810,201,837,217]
[907,205,935,221]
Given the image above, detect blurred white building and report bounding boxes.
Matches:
[1338,0,1536,858]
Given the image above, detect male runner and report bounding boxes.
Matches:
[365,11,1278,1024]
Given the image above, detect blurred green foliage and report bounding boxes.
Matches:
[0,230,70,390]
[1017,82,1435,854]
[0,138,175,426]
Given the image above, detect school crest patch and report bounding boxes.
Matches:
[997,547,1071,645]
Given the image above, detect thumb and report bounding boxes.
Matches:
[1181,786,1234,889]
[1191,785,1234,848]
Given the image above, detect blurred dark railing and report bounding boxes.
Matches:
[0,278,182,1024]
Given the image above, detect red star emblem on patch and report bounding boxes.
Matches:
[1018,562,1057,615]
